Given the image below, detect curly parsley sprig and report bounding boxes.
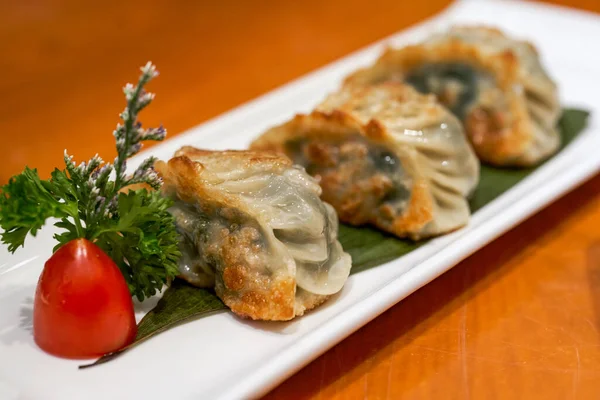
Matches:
[0,62,180,301]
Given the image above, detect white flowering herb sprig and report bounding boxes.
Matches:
[0,62,180,301]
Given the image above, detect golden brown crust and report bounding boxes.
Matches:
[390,181,434,236]
[216,222,298,320]
[156,148,292,218]
[221,270,296,321]
[320,81,450,132]
[294,290,330,317]
[174,146,292,168]
[155,155,204,203]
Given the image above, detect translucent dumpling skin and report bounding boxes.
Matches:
[344,26,560,167]
[251,82,479,239]
[155,147,351,321]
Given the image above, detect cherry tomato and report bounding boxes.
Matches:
[33,238,137,359]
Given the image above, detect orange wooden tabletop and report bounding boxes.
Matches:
[2,1,600,399]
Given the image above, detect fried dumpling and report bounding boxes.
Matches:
[344,25,560,166]
[155,147,351,321]
[251,82,479,240]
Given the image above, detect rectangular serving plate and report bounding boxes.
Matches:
[1,1,599,399]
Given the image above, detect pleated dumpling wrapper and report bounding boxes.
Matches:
[155,147,351,321]
[251,82,479,240]
[344,26,560,167]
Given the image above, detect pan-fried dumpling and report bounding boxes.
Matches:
[251,82,479,239]
[155,147,351,321]
[344,26,560,167]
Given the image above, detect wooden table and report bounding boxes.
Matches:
[1,1,599,398]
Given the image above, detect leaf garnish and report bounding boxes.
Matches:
[0,167,71,252]
[86,108,589,368]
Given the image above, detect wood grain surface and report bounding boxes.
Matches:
[1,1,599,399]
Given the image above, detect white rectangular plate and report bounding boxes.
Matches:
[1,1,599,399]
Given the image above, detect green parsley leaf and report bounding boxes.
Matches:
[94,190,181,301]
[0,167,73,252]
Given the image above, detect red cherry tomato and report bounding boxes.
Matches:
[33,238,137,359]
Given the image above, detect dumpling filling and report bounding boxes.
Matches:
[403,63,512,150]
[170,201,266,290]
[404,63,483,119]
[285,135,413,232]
